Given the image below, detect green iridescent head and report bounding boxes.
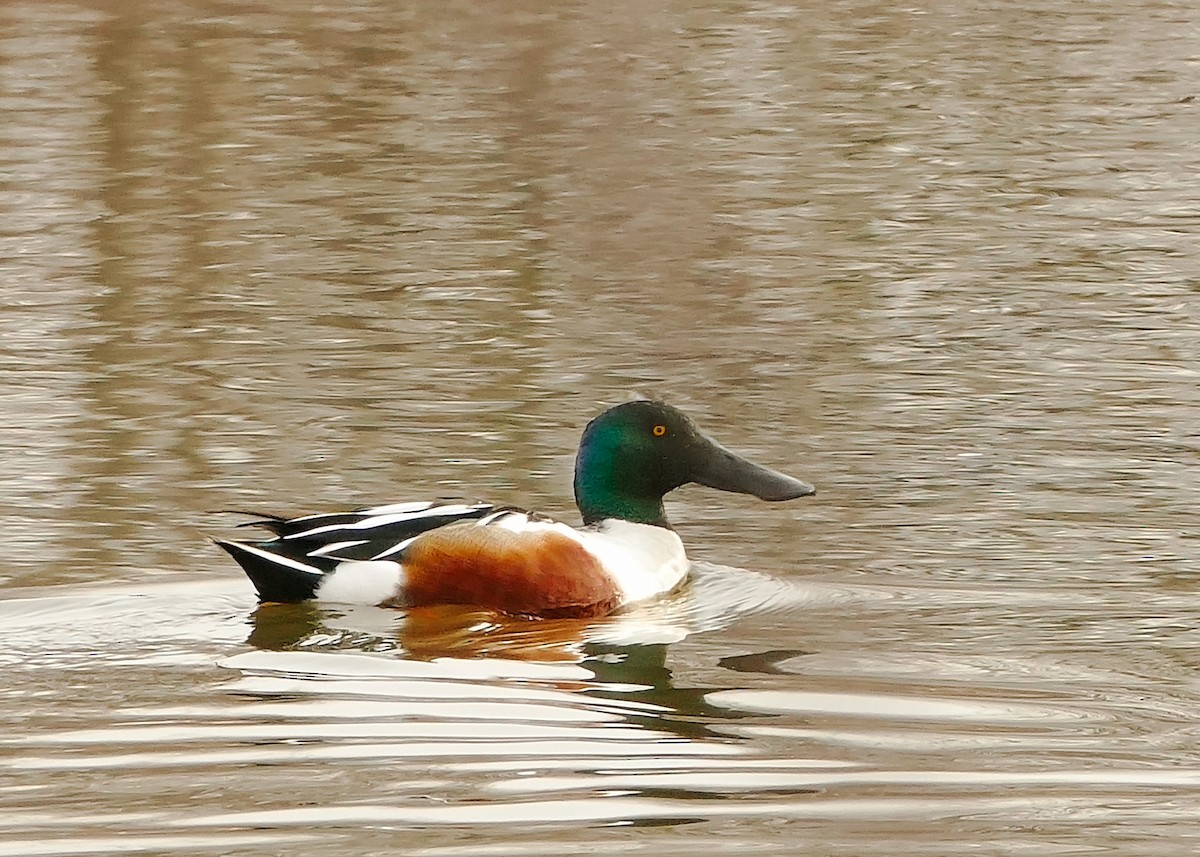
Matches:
[572,400,815,527]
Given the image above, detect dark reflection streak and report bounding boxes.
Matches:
[83,9,148,572]
[170,19,223,488]
[493,6,555,270]
[246,601,325,651]
[638,787,816,804]
[290,6,409,289]
[85,11,233,569]
[718,649,812,675]
[492,10,572,485]
[583,643,764,742]
[624,815,708,828]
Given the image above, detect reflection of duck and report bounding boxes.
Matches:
[244,600,756,742]
[218,401,814,618]
[246,559,822,660]
[247,599,595,661]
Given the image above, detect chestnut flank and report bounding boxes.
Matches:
[388,523,621,618]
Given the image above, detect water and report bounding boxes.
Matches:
[3,1,1200,853]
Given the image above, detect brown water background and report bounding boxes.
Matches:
[3,1,1200,854]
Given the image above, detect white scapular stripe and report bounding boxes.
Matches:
[369,536,418,560]
[478,509,523,527]
[359,501,437,515]
[284,503,489,541]
[307,540,369,557]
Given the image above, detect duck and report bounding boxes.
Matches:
[215,399,815,619]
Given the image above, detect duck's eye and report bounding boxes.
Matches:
[652,424,667,437]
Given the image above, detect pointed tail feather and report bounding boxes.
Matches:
[215,539,327,603]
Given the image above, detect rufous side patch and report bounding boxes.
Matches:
[390,523,621,618]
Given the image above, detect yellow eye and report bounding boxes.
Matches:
[652,424,667,437]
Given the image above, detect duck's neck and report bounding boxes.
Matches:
[575,481,669,528]
[574,452,670,528]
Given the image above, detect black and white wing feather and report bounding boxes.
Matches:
[218,501,495,603]
[237,501,495,560]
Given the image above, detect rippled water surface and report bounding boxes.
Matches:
[3,1,1200,854]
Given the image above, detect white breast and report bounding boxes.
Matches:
[568,519,689,605]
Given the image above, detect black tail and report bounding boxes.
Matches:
[215,539,327,603]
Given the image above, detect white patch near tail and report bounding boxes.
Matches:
[315,560,405,605]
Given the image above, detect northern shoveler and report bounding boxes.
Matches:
[216,400,815,618]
